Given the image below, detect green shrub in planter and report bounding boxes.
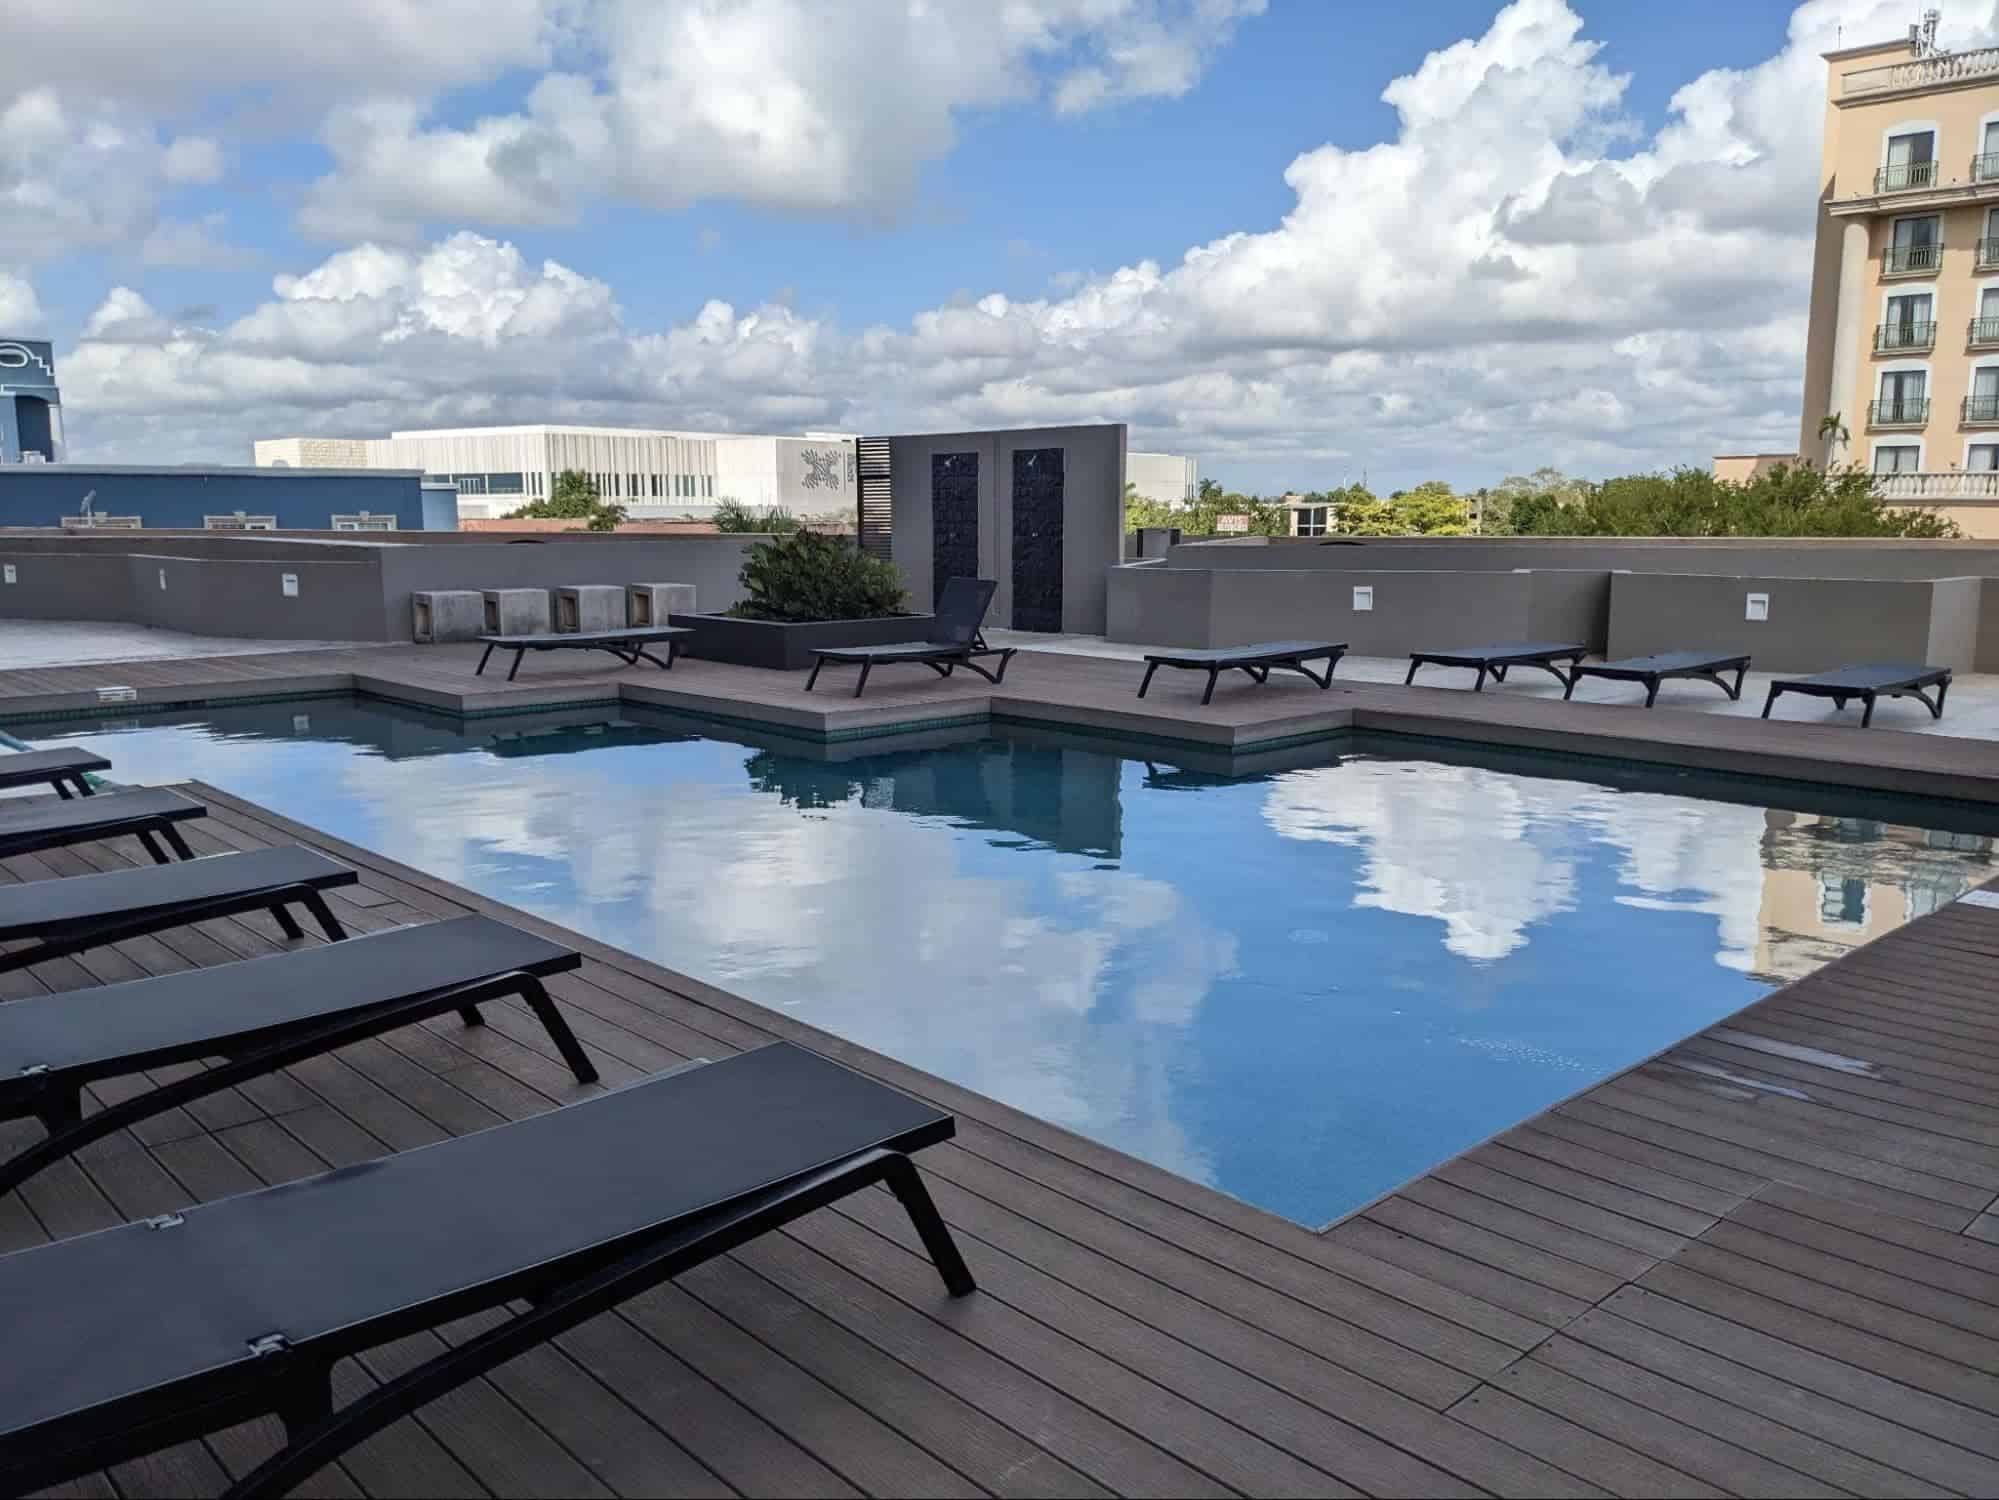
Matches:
[728,531,909,622]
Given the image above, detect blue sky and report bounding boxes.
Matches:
[6,0,1986,489]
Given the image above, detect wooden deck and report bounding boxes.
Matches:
[4,778,1998,1499]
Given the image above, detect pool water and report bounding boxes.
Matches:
[19,698,1998,1227]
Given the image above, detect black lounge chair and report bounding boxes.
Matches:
[0,914,592,1200]
[475,625,693,681]
[1761,662,1951,728]
[1565,650,1751,708]
[0,1041,973,1497]
[1136,641,1348,706]
[1405,641,1587,692]
[0,787,202,865]
[805,577,1017,697]
[0,846,357,977]
[0,747,110,799]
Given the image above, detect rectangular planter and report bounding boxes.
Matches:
[411,590,484,643]
[628,582,696,627]
[556,585,626,633]
[669,612,931,671]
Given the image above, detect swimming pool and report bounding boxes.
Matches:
[17,697,1997,1227]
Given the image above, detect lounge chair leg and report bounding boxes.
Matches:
[35,1088,83,1133]
[1137,662,1159,698]
[517,975,599,1083]
[1404,659,1421,685]
[1643,678,1660,708]
[159,824,195,861]
[507,649,525,682]
[804,658,824,692]
[1562,671,1578,701]
[1929,681,1948,717]
[1731,663,1747,701]
[475,644,495,676]
[270,904,306,941]
[1860,692,1876,729]
[458,1004,485,1027]
[853,662,872,699]
[136,829,172,865]
[1760,685,1779,719]
[52,781,72,800]
[1473,666,1488,692]
[881,1152,976,1297]
[275,1365,336,1438]
[1201,667,1218,706]
[300,891,348,941]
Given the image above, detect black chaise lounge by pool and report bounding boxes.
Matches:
[0,914,591,1200]
[1136,641,1348,706]
[0,747,110,799]
[0,1041,973,1498]
[475,625,693,681]
[0,786,202,865]
[1565,650,1752,707]
[1405,641,1588,692]
[805,576,1017,698]
[0,846,357,976]
[1761,662,1952,728]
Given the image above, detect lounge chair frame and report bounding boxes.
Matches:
[805,577,1017,697]
[1404,642,1588,692]
[1565,651,1751,708]
[0,748,110,800]
[1761,664,1952,728]
[0,788,201,866]
[1136,642,1348,706]
[475,626,692,681]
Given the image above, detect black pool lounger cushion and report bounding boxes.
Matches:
[0,1040,974,1497]
[0,845,358,976]
[0,786,204,864]
[0,747,111,799]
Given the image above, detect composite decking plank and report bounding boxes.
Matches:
[1446,1385,1719,1498]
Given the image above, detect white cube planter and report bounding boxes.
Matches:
[411,590,485,643]
[627,582,696,627]
[482,589,550,635]
[555,585,627,633]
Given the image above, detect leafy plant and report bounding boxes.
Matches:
[729,530,908,622]
[502,469,628,531]
[1503,463,1957,538]
[712,497,802,534]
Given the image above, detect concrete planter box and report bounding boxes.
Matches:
[411,590,485,643]
[669,612,930,671]
[483,588,549,635]
[628,582,696,627]
[555,585,625,633]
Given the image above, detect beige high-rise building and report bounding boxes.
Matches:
[1800,21,1999,536]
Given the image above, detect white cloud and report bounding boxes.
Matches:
[0,269,38,329]
[159,135,223,185]
[46,0,1999,484]
[140,215,259,269]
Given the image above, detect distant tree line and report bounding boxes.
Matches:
[1125,464,1957,540]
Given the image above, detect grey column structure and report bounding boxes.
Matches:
[1823,219,1872,465]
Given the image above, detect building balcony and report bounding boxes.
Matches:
[1875,320,1936,352]
[1883,242,1942,275]
[1976,153,1999,183]
[1875,160,1941,194]
[1873,469,1999,501]
[1868,398,1930,427]
[1980,238,1999,269]
[1970,317,1999,347]
[1963,396,1999,425]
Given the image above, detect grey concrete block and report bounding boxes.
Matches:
[555,585,626,633]
[627,582,696,627]
[483,588,549,635]
[411,590,485,643]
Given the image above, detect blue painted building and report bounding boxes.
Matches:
[0,339,62,464]
[0,464,455,531]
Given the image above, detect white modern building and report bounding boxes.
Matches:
[1127,450,1199,506]
[254,425,861,521]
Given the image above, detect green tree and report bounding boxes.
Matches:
[1125,478,1288,537]
[1325,480,1471,536]
[711,497,801,534]
[730,530,907,622]
[1504,464,1957,538]
[502,470,628,531]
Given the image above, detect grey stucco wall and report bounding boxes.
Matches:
[0,550,140,622]
[130,553,391,639]
[886,423,1125,633]
[1927,577,1985,671]
[1605,572,1949,671]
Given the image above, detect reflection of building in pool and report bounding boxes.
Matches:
[746,738,1123,859]
[1750,810,1996,984]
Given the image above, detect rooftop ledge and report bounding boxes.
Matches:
[1841,45,1999,99]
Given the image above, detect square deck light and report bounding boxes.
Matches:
[1745,592,1770,622]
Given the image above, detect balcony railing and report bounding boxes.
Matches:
[1844,47,1999,97]
[1972,318,1999,346]
[1884,241,1942,274]
[1869,398,1930,426]
[1964,396,1999,424]
[1979,238,1999,269]
[1875,159,1940,193]
[1875,320,1936,351]
[1976,153,1999,182]
[1873,469,1999,500]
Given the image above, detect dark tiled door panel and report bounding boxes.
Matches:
[931,452,980,609]
[1011,447,1064,632]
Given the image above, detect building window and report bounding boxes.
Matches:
[1818,874,1868,929]
[59,514,142,529]
[1972,367,1999,424]
[331,514,397,532]
[1880,292,1933,350]
[1979,120,1999,181]
[203,515,277,531]
[1880,128,1937,193]
[1873,444,1921,473]
[1875,367,1927,425]
[1293,506,1329,537]
[1970,444,1999,471]
[1887,214,1941,274]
